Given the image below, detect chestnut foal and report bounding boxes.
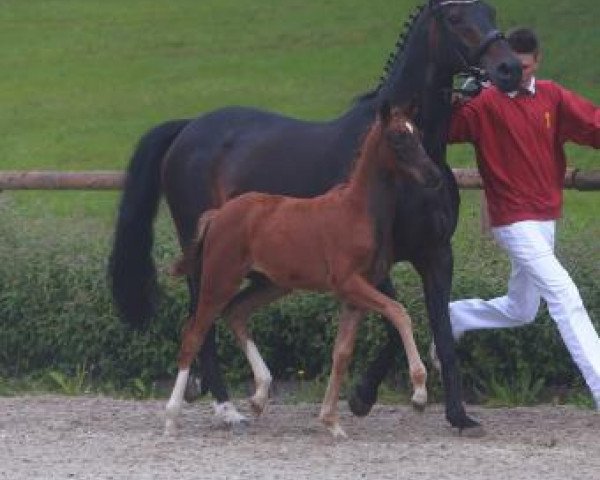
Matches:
[165,103,442,437]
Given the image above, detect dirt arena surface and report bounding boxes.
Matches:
[1,395,598,480]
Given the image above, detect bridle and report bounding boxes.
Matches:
[430,0,505,68]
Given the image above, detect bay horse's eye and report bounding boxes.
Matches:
[446,11,462,26]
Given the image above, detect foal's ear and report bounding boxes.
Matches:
[378,99,392,124]
[404,98,419,120]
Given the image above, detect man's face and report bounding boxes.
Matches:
[515,52,540,88]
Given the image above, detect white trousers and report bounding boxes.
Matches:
[449,220,600,405]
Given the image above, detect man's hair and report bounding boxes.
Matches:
[506,27,540,55]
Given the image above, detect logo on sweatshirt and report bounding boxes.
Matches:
[545,112,551,129]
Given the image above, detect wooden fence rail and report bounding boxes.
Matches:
[0,168,599,191]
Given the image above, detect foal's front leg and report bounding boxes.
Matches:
[348,277,400,416]
[319,304,363,438]
[341,275,427,409]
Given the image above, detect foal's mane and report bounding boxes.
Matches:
[354,3,427,104]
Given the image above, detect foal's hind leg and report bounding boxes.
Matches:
[165,271,245,435]
[187,275,246,427]
[319,304,363,438]
[340,275,427,410]
[223,280,289,416]
[165,300,225,435]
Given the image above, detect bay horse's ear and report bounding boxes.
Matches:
[378,99,392,124]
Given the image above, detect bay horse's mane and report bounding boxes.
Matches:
[354,3,427,105]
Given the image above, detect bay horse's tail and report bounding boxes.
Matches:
[109,119,189,329]
[170,209,217,278]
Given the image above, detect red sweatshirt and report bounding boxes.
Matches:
[448,80,600,227]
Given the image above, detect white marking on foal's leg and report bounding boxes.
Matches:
[212,401,249,426]
[319,405,348,439]
[165,369,190,435]
[244,340,272,415]
[327,423,348,439]
[319,407,348,439]
[409,363,428,411]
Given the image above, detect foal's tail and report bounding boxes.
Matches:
[170,210,218,277]
[108,119,189,330]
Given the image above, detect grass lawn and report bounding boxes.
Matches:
[2,0,597,234]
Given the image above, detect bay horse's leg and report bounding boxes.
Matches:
[223,279,289,415]
[414,247,482,435]
[340,276,427,410]
[318,304,363,438]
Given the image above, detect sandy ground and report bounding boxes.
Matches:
[1,395,598,480]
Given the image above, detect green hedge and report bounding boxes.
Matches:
[1,195,598,403]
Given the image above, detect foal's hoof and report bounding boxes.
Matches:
[348,387,376,417]
[326,423,348,439]
[319,414,348,439]
[411,389,428,412]
[249,396,268,416]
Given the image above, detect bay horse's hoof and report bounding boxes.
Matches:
[348,387,375,417]
[454,414,485,438]
[183,375,203,403]
[411,400,427,412]
[231,421,250,436]
[212,401,250,427]
[459,424,486,438]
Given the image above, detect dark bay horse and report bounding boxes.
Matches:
[109,0,522,433]
[166,105,436,437]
